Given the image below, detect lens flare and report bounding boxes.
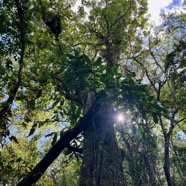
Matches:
[117,114,124,122]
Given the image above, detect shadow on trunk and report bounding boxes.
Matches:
[79,106,126,186]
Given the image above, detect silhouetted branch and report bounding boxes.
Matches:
[17,104,95,186]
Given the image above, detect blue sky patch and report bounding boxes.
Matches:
[166,0,183,9]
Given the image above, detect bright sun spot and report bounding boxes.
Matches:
[117,114,125,122]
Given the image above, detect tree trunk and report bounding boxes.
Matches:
[79,107,126,186]
[145,153,157,186]
[163,137,173,186]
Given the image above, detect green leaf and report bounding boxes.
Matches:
[60,130,65,137]
[45,132,56,138]
[99,65,106,72]
[6,165,12,170]
[27,122,38,137]
[152,113,158,124]
[16,157,22,162]
[112,65,119,75]
[60,127,69,137]
[9,136,19,144]
[64,148,72,156]
[60,99,65,106]
[70,104,76,115]
[51,133,58,146]
[6,129,10,136]
[59,111,64,117]
[82,54,91,64]
[94,57,102,65]
[76,107,81,118]
[55,114,60,121]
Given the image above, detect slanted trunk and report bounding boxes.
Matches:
[79,107,126,186]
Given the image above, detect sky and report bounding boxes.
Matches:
[148,0,183,25]
[72,0,184,25]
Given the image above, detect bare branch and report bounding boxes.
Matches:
[172,101,186,120]
[149,50,165,73]
[174,117,186,126]
[133,57,158,93]
[148,37,165,73]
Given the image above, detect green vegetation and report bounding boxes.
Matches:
[0,0,186,185]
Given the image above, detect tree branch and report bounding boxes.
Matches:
[17,104,95,186]
[0,0,25,134]
[159,115,167,138]
[133,57,158,93]
[172,101,186,119]
[174,117,186,126]
[148,37,165,73]
[110,1,132,29]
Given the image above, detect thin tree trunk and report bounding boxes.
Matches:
[159,116,174,186]
[79,107,126,186]
[163,137,173,186]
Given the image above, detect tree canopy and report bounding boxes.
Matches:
[0,0,186,186]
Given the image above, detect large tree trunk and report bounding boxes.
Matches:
[79,107,126,186]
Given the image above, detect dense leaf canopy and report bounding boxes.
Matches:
[0,0,186,186]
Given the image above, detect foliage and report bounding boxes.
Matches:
[0,135,40,185]
[0,0,186,186]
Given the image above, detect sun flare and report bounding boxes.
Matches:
[117,114,125,122]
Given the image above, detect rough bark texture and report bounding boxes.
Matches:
[79,107,126,186]
[143,153,157,186]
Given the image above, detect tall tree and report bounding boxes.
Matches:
[75,1,148,185]
[1,0,185,186]
[131,12,186,186]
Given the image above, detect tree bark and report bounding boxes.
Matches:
[79,106,126,186]
[163,137,173,186]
